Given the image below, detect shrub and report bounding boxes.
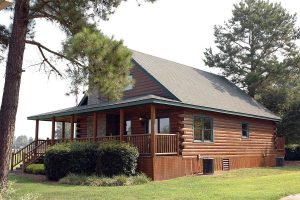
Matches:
[96,142,139,177]
[24,164,45,175]
[44,143,72,181]
[44,142,98,181]
[285,144,300,160]
[69,142,98,175]
[59,173,150,186]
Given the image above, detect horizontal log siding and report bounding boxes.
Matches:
[123,65,173,99]
[180,109,276,159]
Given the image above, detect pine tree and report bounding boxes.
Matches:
[0,0,155,188]
[204,0,300,98]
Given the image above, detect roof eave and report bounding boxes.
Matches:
[28,97,281,122]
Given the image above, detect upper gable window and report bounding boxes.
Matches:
[124,75,133,91]
[241,123,249,138]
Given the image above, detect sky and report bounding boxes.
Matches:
[0,0,299,139]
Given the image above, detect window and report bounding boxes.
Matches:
[241,123,249,138]
[124,75,133,91]
[145,117,170,133]
[125,120,132,135]
[193,116,213,142]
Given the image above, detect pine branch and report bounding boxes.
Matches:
[37,45,62,77]
[25,39,84,67]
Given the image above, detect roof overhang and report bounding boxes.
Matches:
[28,95,281,122]
[0,0,12,10]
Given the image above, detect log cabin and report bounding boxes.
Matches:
[12,50,285,180]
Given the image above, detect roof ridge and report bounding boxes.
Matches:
[131,49,223,78]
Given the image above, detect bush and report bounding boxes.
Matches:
[24,164,45,175]
[96,142,139,177]
[69,142,98,175]
[44,142,98,180]
[59,173,150,186]
[285,144,300,160]
[44,144,72,181]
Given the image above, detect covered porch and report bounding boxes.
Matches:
[31,102,181,157]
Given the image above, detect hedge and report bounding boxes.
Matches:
[285,144,300,160]
[44,142,98,181]
[44,143,72,181]
[44,141,139,181]
[96,142,139,177]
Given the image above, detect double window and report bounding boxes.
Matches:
[193,116,213,142]
[146,117,170,133]
[241,123,249,138]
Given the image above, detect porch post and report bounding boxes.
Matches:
[119,109,124,142]
[70,115,74,141]
[62,121,65,142]
[51,117,55,145]
[93,112,97,142]
[35,119,39,145]
[150,105,156,156]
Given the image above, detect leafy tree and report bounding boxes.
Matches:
[0,0,155,188]
[204,0,300,98]
[28,137,33,144]
[13,135,28,149]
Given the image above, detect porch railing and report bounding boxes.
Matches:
[124,134,151,155]
[11,133,179,171]
[155,133,179,155]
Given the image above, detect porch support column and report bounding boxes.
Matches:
[150,105,156,156]
[51,117,55,145]
[62,121,65,142]
[119,109,124,142]
[93,112,97,142]
[34,119,39,145]
[70,115,74,141]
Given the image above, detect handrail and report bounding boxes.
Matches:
[11,140,46,170]
[21,140,48,170]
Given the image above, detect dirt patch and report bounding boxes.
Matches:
[10,170,48,182]
[284,161,300,167]
[280,194,300,200]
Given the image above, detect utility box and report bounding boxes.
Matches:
[203,158,214,175]
[276,157,284,167]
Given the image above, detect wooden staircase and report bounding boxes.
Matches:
[11,139,50,171]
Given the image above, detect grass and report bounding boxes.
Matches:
[24,164,45,175]
[9,167,300,200]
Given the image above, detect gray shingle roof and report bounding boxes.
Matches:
[132,50,280,121]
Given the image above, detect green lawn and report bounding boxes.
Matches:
[9,167,300,200]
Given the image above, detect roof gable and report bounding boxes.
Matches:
[132,50,280,121]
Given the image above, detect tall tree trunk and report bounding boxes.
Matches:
[0,0,29,188]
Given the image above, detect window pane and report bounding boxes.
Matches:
[203,118,212,130]
[124,75,133,91]
[126,120,131,135]
[194,129,202,141]
[241,123,249,137]
[204,130,213,142]
[159,118,170,133]
[194,117,202,129]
